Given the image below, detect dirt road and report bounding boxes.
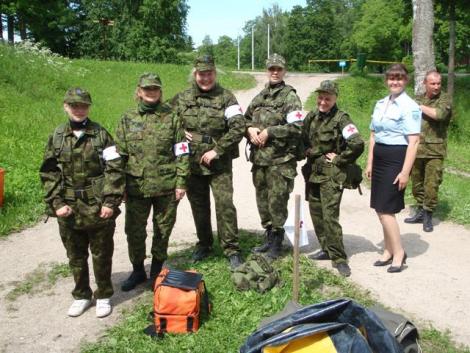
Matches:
[1,72,469,352]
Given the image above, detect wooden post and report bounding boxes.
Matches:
[292,194,301,302]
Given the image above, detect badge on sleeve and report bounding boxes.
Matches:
[412,110,421,120]
[286,110,305,124]
[103,145,121,161]
[224,104,243,120]
[174,142,190,156]
[342,124,359,139]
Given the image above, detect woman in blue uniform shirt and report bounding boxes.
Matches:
[366,64,421,273]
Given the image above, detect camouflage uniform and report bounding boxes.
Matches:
[411,92,452,212]
[40,88,124,300]
[303,82,364,265]
[115,74,189,269]
[172,57,244,257]
[245,55,303,256]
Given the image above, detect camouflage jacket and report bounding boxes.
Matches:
[172,83,245,175]
[39,119,124,227]
[303,105,364,184]
[245,82,303,166]
[415,91,452,158]
[115,102,189,197]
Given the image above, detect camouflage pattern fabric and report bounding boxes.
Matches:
[124,194,178,264]
[302,105,364,263]
[59,218,115,299]
[411,92,452,212]
[115,101,189,265]
[245,81,302,233]
[40,119,124,299]
[231,254,279,293]
[411,158,443,212]
[172,82,244,255]
[186,170,240,256]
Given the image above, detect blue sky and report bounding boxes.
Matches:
[186,0,306,47]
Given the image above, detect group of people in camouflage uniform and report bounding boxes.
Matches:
[40,53,451,318]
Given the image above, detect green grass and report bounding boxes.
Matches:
[81,232,469,353]
[305,75,470,225]
[5,261,72,302]
[0,43,255,236]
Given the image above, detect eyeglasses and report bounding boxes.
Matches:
[386,74,406,81]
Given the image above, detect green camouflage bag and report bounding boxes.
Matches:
[231,254,279,293]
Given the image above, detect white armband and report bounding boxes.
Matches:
[224,104,243,120]
[286,110,305,124]
[342,124,359,139]
[102,145,120,161]
[174,142,190,156]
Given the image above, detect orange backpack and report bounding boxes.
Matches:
[145,268,210,336]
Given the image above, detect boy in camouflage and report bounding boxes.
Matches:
[172,55,244,269]
[40,88,124,317]
[245,53,303,259]
[115,73,189,291]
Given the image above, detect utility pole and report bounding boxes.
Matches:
[237,36,240,71]
[251,26,255,71]
[267,23,270,59]
[93,18,115,60]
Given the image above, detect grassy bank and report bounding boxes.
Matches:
[81,232,469,353]
[0,43,255,236]
[305,75,470,225]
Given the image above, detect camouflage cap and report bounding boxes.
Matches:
[315,80,339,96]
[266,53,286,69]
[138,73,162,88]
[64,87,92,105]
[194,54,215,71]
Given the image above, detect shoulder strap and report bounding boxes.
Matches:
[52,123,67,157]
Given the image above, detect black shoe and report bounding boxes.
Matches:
[121,264,147,292]
[229,253,244,269]
[148,259,164,290]
[387,253,407,273]
[308,250,330,261]
[266,230,284,259]
[404,207,424,224]
[373,257,393,266]
[334,262,351,277]
[192,247,212,262]
[423,210,434,232]
[253,227,273,253]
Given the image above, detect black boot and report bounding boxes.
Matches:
[148,258,164,291]
[121,262,147,292]
[266,230,284,259]
[423,210,434,232]
[253,227,273,253]
[404,207,424,224]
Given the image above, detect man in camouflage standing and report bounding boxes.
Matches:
[116,73,189,292]
[405,71,452,232]
[40,88,124,317]
[245,53,303,259]
[303,81,364,277]
[172,55,244,269]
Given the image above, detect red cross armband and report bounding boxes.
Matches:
[174,142,190,156]
[286,110,305,124]
[342,124,359,139]
[224,104,243,120]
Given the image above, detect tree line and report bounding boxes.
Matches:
[1,0,469,71]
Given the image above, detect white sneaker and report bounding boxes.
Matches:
[96,298,112,318]
[67,299,92,317]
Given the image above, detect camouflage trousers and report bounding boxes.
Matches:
[308,181,347,264]
[58,219,115,300]
[411,158,444,212]
[125,193,178,265]
[187,170,240,256]
[252,162,296,232]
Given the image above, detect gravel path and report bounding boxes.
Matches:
[1,72,469,352]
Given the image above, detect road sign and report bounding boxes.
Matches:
[339,61,346,67]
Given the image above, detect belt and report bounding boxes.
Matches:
[190,132,213,144]
[64,186,95,201]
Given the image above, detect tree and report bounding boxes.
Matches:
[412,0,436,95]
[198,35,214,57]
[213,35,236,68]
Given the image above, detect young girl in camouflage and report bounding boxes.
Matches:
[40,88,124,317]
